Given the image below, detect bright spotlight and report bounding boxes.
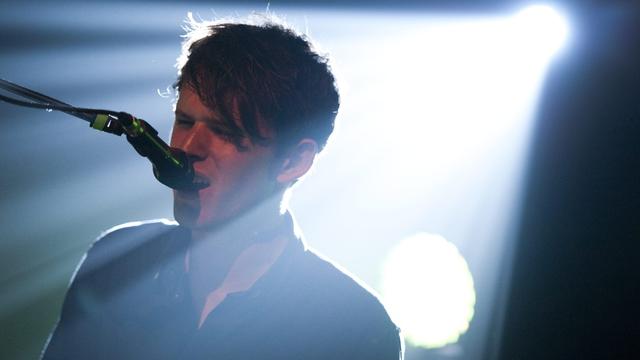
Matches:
[380,233,476,349]
[512,4,570,56]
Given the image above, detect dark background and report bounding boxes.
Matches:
[498,3,640,359]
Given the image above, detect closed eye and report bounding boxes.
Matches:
[208,123,237,139]
[174,116,194,128]
[173,110,249,151]
[208,122,250,151]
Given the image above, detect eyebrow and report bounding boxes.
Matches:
[174,110,221,125]
[175,109,245,138]
[174,110,196,121]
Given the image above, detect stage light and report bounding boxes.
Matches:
[512,4,570,56]
[380,233,476,349]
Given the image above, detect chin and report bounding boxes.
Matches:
[174,213,195,229]
[174,209,232,232]
[173,201,200,229]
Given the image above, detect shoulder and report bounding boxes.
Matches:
[296,248,385,307]
[94,218,179,248]
[283,245,404,358]
[72,219,181,286]
[43,220,184,358]
[288,247,382,305]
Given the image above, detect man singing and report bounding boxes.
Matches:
[42,16,403,359]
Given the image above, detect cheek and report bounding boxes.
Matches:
[169,126,185,147]
[217,154,276,198]
[224,158,272,193]
[191,149,277,226]
[196,164,271,224]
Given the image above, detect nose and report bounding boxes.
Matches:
[172,122,209,162]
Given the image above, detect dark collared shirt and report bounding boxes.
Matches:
[42,216,403,359]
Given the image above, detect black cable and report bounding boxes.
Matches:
[0,93,120,118]
[0,78,120,121]
[0,78,74,109]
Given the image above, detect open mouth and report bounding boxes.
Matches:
[192,173,210,189]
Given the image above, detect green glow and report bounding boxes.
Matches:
[380,233,476,349]
[91,114,109,131]
[130,117,145,136]
[132,117,181,167]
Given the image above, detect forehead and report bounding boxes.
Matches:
[176,86,224,120]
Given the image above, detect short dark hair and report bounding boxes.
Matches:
[175,15,340,154]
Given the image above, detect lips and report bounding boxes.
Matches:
[175,172,210,197]
[191,172,210,189]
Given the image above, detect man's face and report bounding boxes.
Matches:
[170,86,278,230]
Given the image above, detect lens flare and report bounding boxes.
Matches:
[380,233,476,348]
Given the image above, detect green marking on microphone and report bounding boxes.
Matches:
[91,114,109,131]
[127,115,183,168]
[130,117,145,136]
[142,131,183,167]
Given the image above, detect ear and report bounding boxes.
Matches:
[276,139,319,185]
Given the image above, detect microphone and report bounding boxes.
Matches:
[115,112,209,191]
[0,79,207,191]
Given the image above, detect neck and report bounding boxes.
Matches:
[186,193,288,314]
[189,191,286,251]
